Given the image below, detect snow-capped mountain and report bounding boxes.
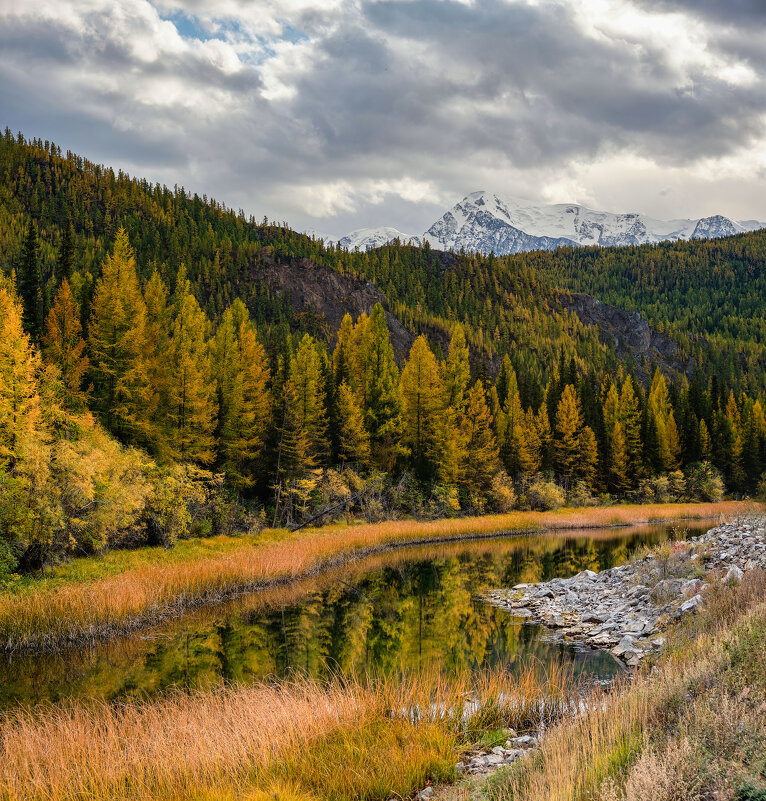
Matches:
[335,227,422,251]
[335,191,766,255]
[424,191,766,254]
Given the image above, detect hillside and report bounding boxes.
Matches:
[2,131,766,578]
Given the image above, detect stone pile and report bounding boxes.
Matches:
[485,516,766,668]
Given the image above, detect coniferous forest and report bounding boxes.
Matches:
[2,130,766,576]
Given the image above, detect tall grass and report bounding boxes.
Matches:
[0,662,575,801]
[486,569,766,801]
[0,501,750,651]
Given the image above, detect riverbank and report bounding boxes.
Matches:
[427,516,766,800]
[0,502,750,652]
[485,516,766,667]
[3,525,764,801]
[481,564,766,800]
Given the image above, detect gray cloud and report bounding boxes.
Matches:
[0,0,765,234]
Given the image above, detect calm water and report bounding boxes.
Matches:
[0,520,711,708]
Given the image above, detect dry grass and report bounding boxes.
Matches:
[0,662,575,801]
[0,501,750,652]
[486,569,766,801]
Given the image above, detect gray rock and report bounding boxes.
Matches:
[724,564,744,583]
[680,594,703,614]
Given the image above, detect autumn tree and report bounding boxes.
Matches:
[460,381,499,499]
[167,283,218,464]
[554,384,583,484]
[400,335,444,476]
[43,279,89,409]
[88,228,157,446]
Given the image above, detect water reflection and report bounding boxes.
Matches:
[0,521,710,708]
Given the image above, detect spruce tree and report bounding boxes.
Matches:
[19,222,42,340]
[336,381,371,466]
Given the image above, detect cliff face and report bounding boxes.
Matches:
[561,293,693,379]
[251,251,690,382]
[252,254,414,360]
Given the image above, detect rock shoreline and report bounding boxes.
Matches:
[485,517,766,668]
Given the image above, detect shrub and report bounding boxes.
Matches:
[684,462,725,502]
[490,471,516,513]
[527,479,565,511]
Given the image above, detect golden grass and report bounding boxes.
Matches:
[486,569,766,801]
[0,501,751,651]
[0,663,575,801]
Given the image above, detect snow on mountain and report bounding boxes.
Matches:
[422,191,766,254]
[335,227,422,251]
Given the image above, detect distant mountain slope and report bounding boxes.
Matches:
[335,227,422,251]
[338,190,766,255]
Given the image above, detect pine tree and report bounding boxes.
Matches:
[444,323,470,410]
[42,279,89,409]
[460,381,499,497]
[699,419,712,462]
[608,421,630,492]
[400,335,444,475]
[554,384,583,484]
[356,305,401,465]
[290,334,329,463]
[57,218,76,282]
[222,321,271,487]
[88,228,157,445]
[619,376,643,484]
[168,288,218,464]
[0,285,42,470]
[19,222,42,340]
[577,425,599,489]
[336,381,371,466]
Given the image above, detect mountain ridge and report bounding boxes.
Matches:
[335,190,766,254]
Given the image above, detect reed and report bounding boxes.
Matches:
[0,662,575,801]
[0,501,751,651]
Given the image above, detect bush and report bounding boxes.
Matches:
[490,471,516,513]
[684,462,725,502]
[568,480,598,508]
[527,479,565,511]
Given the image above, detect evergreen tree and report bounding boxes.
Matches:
[43,279,89,409]
[577,425,599,490]
[336,381,371,466]
[619,376,643,485]
[290,333,329,463]
[18,222,42,340]
[168,288,217,464]
[554,384,583,484]
[460,381,499,498]
[57,218,76,282]
[88,228,157,445]
[444,323,470,410]
[400,335,444,475]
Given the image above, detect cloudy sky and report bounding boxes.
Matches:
[1,0,765,237]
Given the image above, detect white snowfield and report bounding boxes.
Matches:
[332,190,766,255]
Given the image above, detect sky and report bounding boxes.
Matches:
[1,0,765,239]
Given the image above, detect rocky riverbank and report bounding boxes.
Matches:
[485,517,766,667]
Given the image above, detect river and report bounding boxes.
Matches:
[0,519,712,708]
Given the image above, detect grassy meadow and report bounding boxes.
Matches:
[0,501,753,651]
[0,663,576,801]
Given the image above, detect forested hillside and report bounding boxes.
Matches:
[517,235,766,396]
[1,130,765,577]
